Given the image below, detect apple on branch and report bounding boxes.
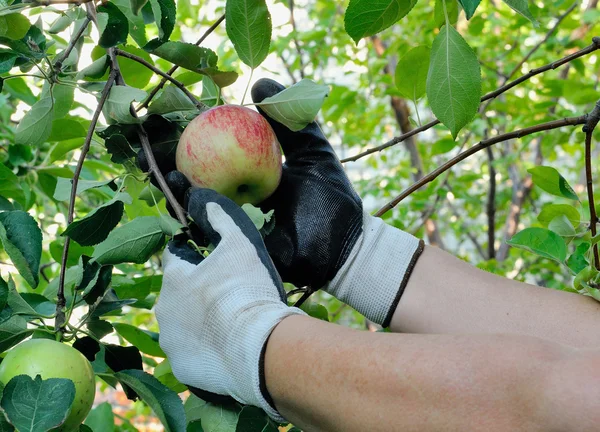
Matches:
[176,105,282,206]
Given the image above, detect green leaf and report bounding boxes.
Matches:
[53,177,116,202]
[115,370,186,432]
[0,164,25,206]
[97,2,129,48]
[7,276,50,317]
[185,395,240,432]
[78,55,110,80]
[344,0,417,43]
[131,0,149,14]
[41,83,74,119]
[457,0,481,19]
[103,86,147,124]
[434,0,458,27]
[241,204,273,231]
[1,375,75,432]
[201,77,223,106]
[115,45,156,89]
[426,25,481,138]
[149,0,176,42]
[255,79,329,131]
[86,319,114,340]
[299,301,329,321]
[537,204,581,228]
[0,50,18,74]
[225,0,272,68]
[0,312,32,353]
[548,214,576,237]
[48,119,87,142]
[84,402,115,431]
[113,323,165,357]
[0,14,30,40]
[104,134,136,163]
[112,0,148,47]
[567,242,590,274]
[62,193,131,246]
[154,359,186,393]
[3,77,36,105]
[91,216,166,265]
[150,41,217,73]
[507,227,567,263]
[0,211,42,288]
[15,96,54,146]
[528,166,579,201]
[148,86,197,114]
[236,406,277,432]
[0,276,7,312]
[395,45,430,100]
[158,215,183,236]
[502,0,538,25]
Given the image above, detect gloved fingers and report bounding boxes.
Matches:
[251,78,334,162]
[163,234,205,266]
[186,188,287,301]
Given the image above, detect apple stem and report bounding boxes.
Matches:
[241,68,254,106]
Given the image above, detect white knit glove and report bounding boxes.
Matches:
[155,189,306,422]
[325,212,424,327]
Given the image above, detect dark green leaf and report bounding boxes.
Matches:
[150,41,217,73]
[236,406,277,432]
[131,0,149,14]
[1,375,75,432]
[105,134,136,163]
[427,25,481,138]
[98,2,129,48]
[0,49,19,73]
[115,370,186,432]
[225,0,272,68]
[0,211,42,288]
[502,0,538,25]
[0,164,25,206]
[507,227,567,263]
[149,0,176,42]
[83,265,113,304]
[0,312,32,353]
[0,275,8,311]
[7,276,50,317]
[91,216,166,265]
[434,0,458,27]
[528,166,578,201]
[112,0,148,47]
[458,0,481,19]
[86,319,114,340]
[344,0,418,43]
[62,193,130,246]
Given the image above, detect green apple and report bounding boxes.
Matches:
[0,339,95,431]
[176,105,282,205]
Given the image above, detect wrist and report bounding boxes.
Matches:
[325,212,424,326]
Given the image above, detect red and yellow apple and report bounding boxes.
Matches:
[176,105,282,205]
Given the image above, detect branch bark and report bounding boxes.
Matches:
[114,49,208,111]
[341,37,600,163]
[583,100,600,270]
[375,115,588,217]
[56,68,117,336]
[136,14,225,111]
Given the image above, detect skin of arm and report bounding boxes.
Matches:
[265,315,600,432]
[392,245,600,349]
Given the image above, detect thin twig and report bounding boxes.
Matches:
[341,37,600,163]
[114,49,208,111]
[136,14,226,111]
[56,68,118,336]
[53,17,91,73]
[583,100,600,270]
[486,146,496,259]
[374,115,588,217]
[105,50,190,230]
[506,2,578,80]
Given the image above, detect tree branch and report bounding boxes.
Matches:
[374,115,588,217]
[53,17,91,74]
[341,37,600,164]
[114,48,208,111]
[583,100,600,270]
[106,50,190,230]
[486,146,496,259]
[136,14,225,111]
[56,68,117,336]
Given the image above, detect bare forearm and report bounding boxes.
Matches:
[393,246,600,349]
[265,315,571,432]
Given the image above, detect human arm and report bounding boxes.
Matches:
[392,245,600,350]
[265,314,600,432]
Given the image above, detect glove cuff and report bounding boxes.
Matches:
[325,212,424,326]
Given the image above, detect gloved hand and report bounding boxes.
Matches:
[140,78,425,327]
[155,188,306,421]
[251,79,425,327]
